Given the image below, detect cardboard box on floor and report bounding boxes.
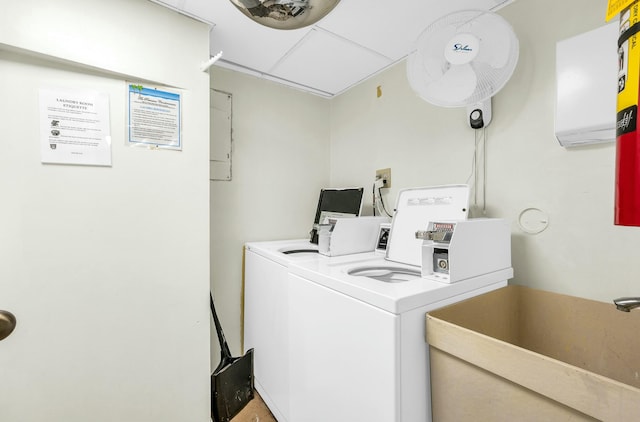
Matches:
[230,392,277,422]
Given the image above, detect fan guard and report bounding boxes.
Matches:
[407,9,519,108]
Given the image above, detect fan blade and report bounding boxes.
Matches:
[469,60,496,103]
[416,23,457,76]
[426,63,477,106]
[408,48,448,85]
[470,57,514,102]
[472,13,515,68]
[406,50,434,100]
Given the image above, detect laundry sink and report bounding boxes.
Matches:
[426,285,640,421]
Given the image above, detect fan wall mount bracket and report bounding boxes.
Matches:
[468,99,491,129]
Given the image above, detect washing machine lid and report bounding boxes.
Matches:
[245,239,319,266]
[386,185,470,266]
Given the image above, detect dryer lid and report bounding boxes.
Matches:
[386,185,470,266]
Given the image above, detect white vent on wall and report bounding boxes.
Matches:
[555,22,619,147]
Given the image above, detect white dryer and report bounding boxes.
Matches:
[244,239,383,422]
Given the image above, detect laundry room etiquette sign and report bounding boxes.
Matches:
[39,88,111,166]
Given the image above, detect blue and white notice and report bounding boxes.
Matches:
[127,84,181,150]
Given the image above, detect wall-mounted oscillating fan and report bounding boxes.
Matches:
[406,10,519,128]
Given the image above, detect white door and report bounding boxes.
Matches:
[0,50,209,421]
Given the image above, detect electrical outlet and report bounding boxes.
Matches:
[376,168,391,188]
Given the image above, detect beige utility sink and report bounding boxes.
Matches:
[426,285,640,421]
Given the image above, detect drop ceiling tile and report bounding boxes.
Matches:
[269,28,393,95]
[317,0,513,61]
[182,0,218,24]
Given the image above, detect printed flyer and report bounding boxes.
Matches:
[40,89,111,166]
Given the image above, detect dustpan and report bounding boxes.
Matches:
[210,292,254,422]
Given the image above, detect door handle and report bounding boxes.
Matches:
[0,310,16,341]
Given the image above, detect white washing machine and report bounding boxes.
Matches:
[244,239,383,421]
[284,185,513,422]
[287,257,511,422]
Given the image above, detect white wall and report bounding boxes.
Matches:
[210,68,330,354]
[0,1,211,420]
[330,0,640,302]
